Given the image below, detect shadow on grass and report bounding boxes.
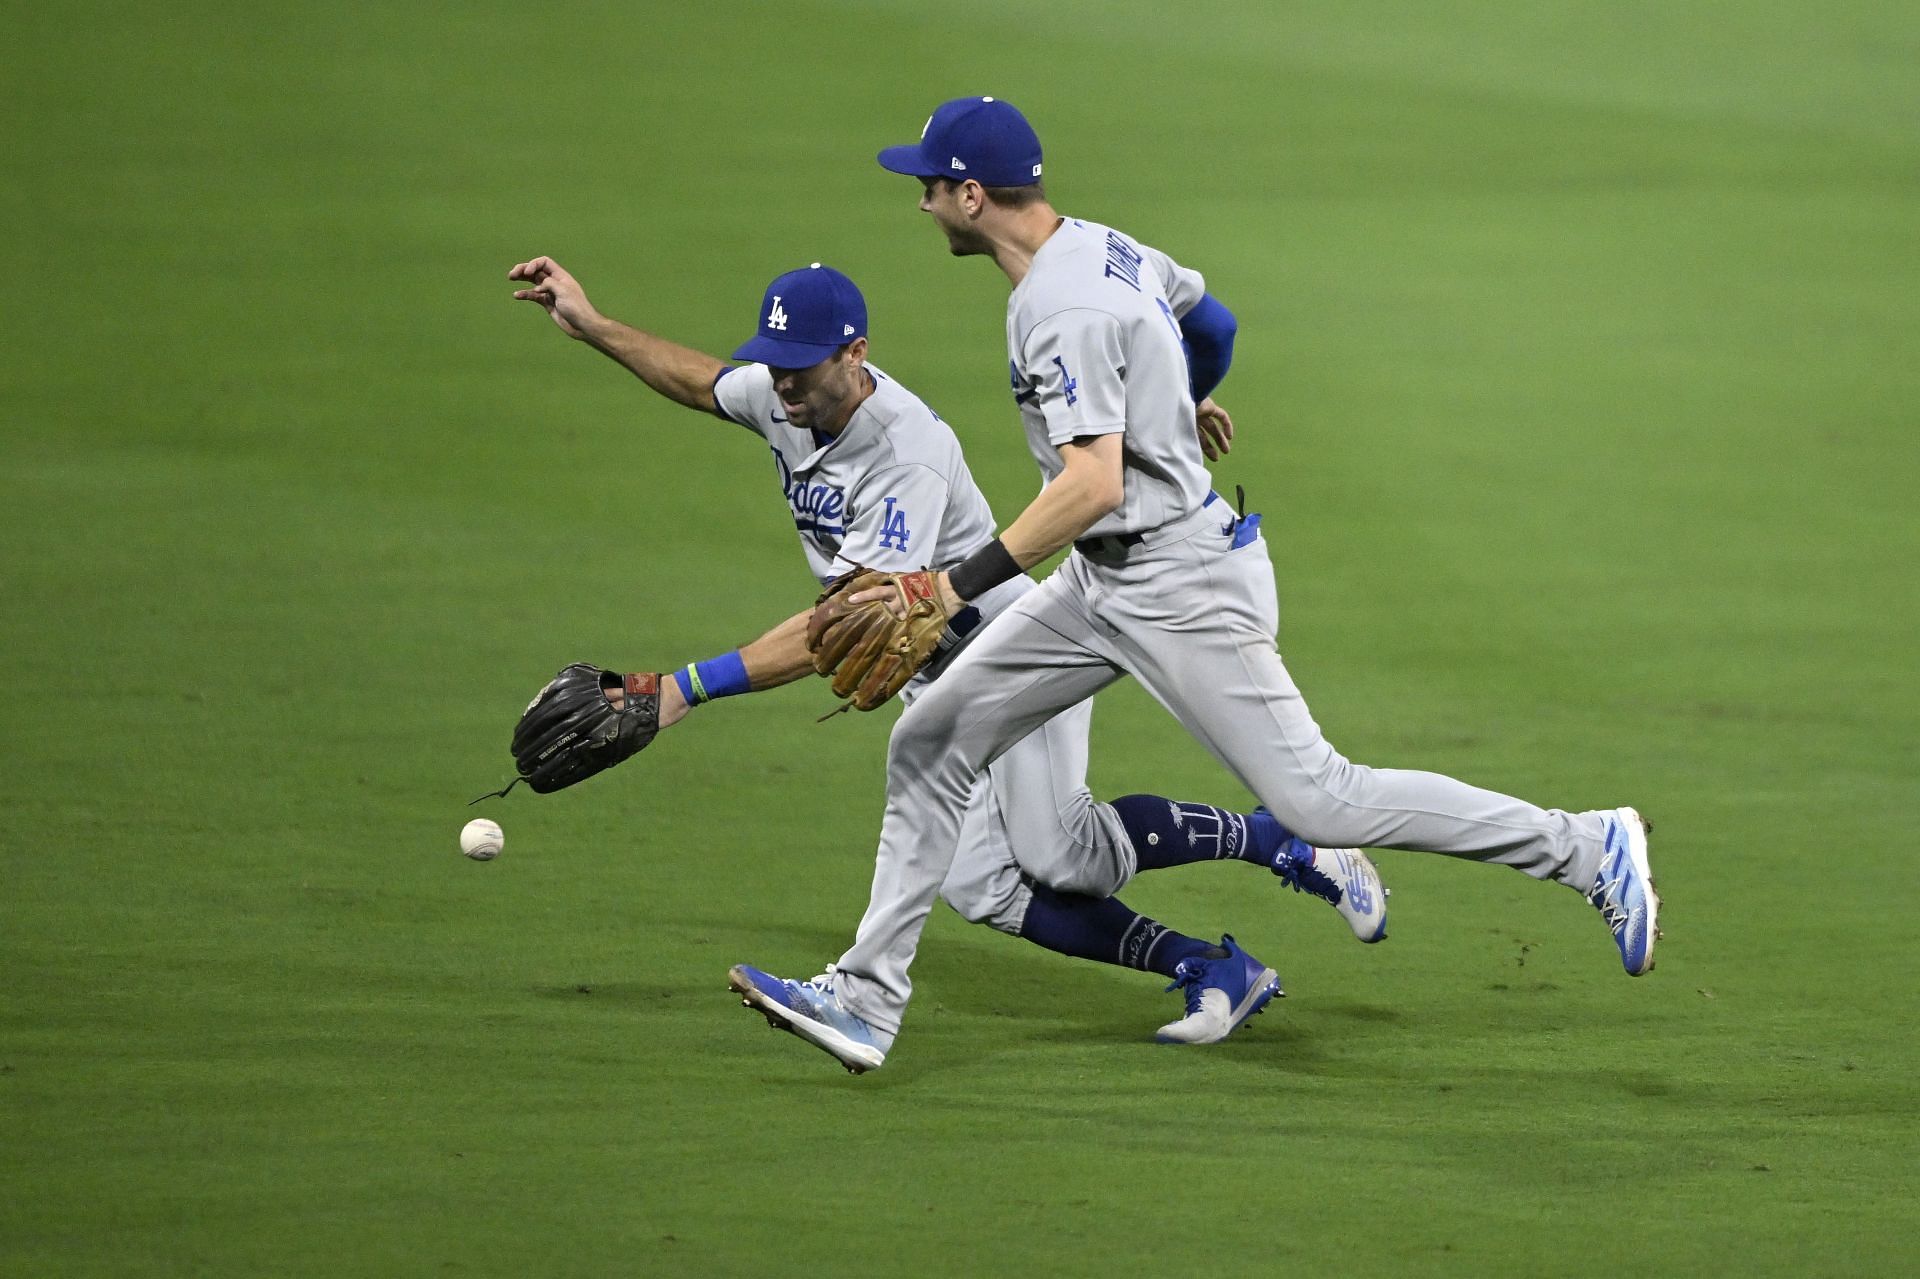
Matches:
[552,917,1442,1086]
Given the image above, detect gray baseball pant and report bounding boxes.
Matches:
[835,509,1611,1035]
[927,695,1136,936]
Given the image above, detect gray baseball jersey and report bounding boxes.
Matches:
[714,362,1012,601]
[1007,219,1213,538]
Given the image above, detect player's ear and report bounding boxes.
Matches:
[960,178,987,218]
[844,336,869,364]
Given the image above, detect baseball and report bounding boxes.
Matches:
[460,817,504,861]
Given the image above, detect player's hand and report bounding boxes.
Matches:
[508,256,601,341]
[846,571,964,617]
[1195,397,1235,461]
[606,672,691,728]
[932,570,965,614]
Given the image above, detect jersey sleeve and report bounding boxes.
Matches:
[1139,242,1207,318]
[710,363,774,436]
[1022,309,1129,445]
[830,463,954,574]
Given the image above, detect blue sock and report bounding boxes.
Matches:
[1112,794,1294,871]
[1018,885,1218,979]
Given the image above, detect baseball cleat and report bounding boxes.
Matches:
[1155,936,1283,1045]
[1587,807,1660,976]
[1264,816,1389,942]
[727,964,890,1073]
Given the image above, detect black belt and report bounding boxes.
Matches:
[1073,530,1145,556]
[1075,491,1222,558]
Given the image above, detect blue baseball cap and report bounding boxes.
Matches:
[731,263,868,367]
[877,96,1044,188]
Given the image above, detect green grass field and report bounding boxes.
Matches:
[6,2,1917,1273]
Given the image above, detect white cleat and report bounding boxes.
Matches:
[1273,839,1389,943]
[1155,936,1284,1045]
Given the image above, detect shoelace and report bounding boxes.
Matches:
[1164,960,1210,1015]
[1273,841,1341,904]
[1586,861,1632,931]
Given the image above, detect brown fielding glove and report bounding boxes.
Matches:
[806,568,951,713]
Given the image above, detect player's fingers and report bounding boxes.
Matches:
[511,287,553,304]
[848,588,907,617]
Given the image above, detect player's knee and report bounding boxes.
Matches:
[1036,821,1123,898]
[1051,789,1103,846]
[941,883,1024,935]
[888,691,961,766]
[1042,856,1126,899]
[1263,755,1368,845]
[887,699,987,804]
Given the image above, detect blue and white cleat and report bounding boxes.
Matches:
[1587,807,1661,976]
[1155,936,1284,1045]
[727,964,891,1074]
[1270,834,1389,943]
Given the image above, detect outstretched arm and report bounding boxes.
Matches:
[731,609,818,692]
[619,607,820,729]
[508,256,727,413]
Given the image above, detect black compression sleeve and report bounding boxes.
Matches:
[948,538,1022,602]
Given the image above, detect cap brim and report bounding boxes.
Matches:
[876,143,943,178]
[731,334,846,367]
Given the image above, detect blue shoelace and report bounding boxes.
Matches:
[1273,841,1341,904]
[1165,960,1210,1014]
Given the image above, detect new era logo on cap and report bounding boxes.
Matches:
[877,95,1044,189]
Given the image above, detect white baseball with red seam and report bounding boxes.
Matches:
[460,818,504,861]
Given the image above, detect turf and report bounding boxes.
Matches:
[5,1,1917,1274]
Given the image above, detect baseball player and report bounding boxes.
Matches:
[730,96,1660,1072]
[505,255,1388,1065]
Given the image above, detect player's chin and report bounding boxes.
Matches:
[941,230,986,258]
